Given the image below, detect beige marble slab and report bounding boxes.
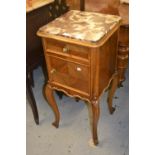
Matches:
[26,0,54,13]
[38,10,121,43]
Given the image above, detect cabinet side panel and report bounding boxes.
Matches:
[99,30,118,96]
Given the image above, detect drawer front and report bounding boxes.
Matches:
[45,39,90,61]
[46,54,90,94]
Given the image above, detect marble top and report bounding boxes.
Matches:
[38,10,121,42]
[26,0,54,13]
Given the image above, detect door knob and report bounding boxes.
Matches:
[63,46,69,53]
[50,68,56,74]
[76,67,82,71]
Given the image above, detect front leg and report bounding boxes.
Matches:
[107,73,118,114]
[45,83,60,128]
[91,99,100,145]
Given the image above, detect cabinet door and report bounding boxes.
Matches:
[46,54,90,94]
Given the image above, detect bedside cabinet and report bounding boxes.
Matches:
[37,10,121,145]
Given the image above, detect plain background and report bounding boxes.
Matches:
[0,0,155,155]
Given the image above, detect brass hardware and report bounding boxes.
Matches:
[76,67,82,71]
[50,68,56,74]
[63,46,69,53]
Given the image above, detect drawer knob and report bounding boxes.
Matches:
[63,47,69,53]
[76,67,82,72]
[50,68,56,74]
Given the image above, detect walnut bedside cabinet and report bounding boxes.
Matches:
[37,10,121,145]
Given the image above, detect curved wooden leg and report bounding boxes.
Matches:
[107,74,118,114]
[45,83,60,128]
[91,99,100,145]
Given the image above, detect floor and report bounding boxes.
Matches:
[26,67,129,155]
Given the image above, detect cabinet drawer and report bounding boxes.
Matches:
[45,38,90,61]
[46,54,90,94]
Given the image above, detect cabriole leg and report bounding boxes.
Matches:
[91,99,100,145]
[107,74,118,114]
[45,83,60,128]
